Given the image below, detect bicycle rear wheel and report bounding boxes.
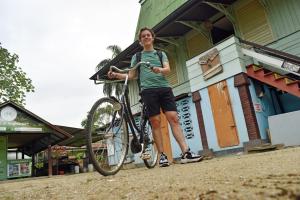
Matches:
[142,119,158,168]
[86,97,128,176]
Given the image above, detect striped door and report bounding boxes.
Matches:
[208,81,239,147]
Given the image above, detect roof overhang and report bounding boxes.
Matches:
[57,125,87,147]
[90,0,237,81]
[0,101,72,155]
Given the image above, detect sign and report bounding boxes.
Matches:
[0,136,7,180]
[7,159,32,178]
[199,48,223,80]
[0,106,48,133]
[254,103,262,112]
[282,61,300,73]
[0,106,17,121]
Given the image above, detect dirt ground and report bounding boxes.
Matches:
[0,147,300,200]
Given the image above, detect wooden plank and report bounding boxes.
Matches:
[247,143,284,153]
[208,81,239,148]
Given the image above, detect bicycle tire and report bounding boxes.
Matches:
[86,97,129,176]
[141,119,158,168]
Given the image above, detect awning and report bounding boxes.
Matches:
[90,0,237,81]
[57,125,86,147]
[0,101,72,156]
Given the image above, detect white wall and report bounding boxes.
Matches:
[268,110,300,146]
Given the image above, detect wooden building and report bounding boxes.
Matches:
[0,101,72,180]
[91,0,300,164]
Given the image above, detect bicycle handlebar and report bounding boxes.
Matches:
[94,61,151,84]
[109,61,151,73]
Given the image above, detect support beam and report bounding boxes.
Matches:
[48,134,52,177]
[242,48,300,77]
[176,21,211,41]
[203,1,235,24]
[31,153,35,177]
[48,145,52,177]
[192,91,213,157]
[242,48,283,68]
[234,73,261,141]
[156,37,180,47]
[153,45,171,54]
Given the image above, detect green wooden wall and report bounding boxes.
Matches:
[0,136,7,180]
[261,0,300,40]
[260,0,300,56]
[135,0,187,39]
[128,0,300,110]
[267,31,300,57]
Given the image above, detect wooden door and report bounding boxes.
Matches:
[208,81,239,147]
[160,112,173,162]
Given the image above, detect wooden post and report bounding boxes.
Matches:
[48,145,52,176]
[234,73,261,140]
[22,148,25,159]
[234,73,266,151]
[31,153,35,177]
[192,91,213,156]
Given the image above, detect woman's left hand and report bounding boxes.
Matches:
[151,67,162,74]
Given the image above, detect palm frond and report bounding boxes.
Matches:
[96,44,123,97]
[96,58,111,71]
[107,45,122,58]
[103,83,113,97]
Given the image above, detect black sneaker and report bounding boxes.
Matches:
[159,153,170,167]
[181,149,203,164]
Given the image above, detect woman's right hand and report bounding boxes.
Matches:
[107,70,116,79]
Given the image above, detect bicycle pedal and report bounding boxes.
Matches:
[140,153,151,160]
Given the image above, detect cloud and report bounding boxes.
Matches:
[0,0,140,127]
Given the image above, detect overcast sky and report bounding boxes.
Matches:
[0,0,140,128]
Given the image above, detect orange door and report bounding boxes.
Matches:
[160,112,173,162]
[208,81,239,147]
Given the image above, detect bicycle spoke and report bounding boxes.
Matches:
[86,97,128,176]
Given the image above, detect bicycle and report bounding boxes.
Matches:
[86,61,158,176]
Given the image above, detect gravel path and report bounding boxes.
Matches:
[1,147,300,200]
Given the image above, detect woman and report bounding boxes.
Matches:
[108,27,203,167]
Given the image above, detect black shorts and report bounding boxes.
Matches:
[140,87,177,117]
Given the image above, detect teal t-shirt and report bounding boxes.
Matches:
[130,50,170,90]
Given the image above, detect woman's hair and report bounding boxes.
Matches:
[138,27,155,40]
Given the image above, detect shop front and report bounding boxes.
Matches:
[0,101,72,180]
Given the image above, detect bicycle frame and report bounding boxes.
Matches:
[86,61,158,175]
[117,73,145,146]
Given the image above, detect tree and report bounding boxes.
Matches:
[81,45,123,128]
[81,105,114,130]
[0,43,34,106]
[96,45,123,99]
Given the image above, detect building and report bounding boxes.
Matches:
[90,0,300,163]
[0,101,72,180]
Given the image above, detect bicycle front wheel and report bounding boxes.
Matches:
[142,119,158,168]
[86,97,129,176]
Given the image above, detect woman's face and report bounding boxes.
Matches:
[140,30,154,47]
